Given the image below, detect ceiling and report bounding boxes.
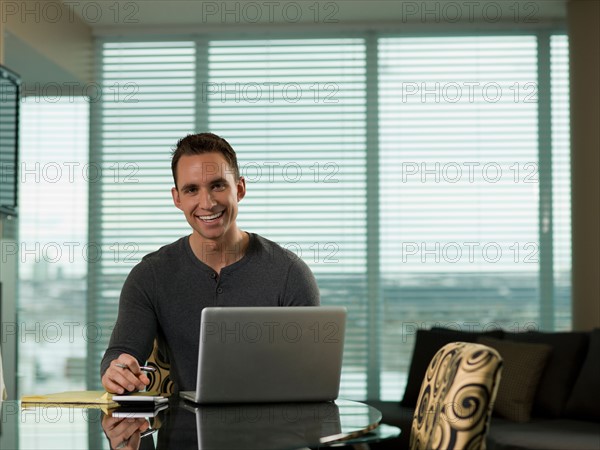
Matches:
[4,0,567,86]
[64,0,567,31]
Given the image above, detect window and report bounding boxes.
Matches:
[207,38,368,398]
[87,41,196,387]
[90,32,570,401]
[379,35,540,398]
[18,97,89,398]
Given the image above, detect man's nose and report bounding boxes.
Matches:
[199,189,216,209]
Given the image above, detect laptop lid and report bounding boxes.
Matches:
[181,306,346,404]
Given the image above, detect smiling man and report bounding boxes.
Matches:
[100,133,320,394]
[172,143,248,272]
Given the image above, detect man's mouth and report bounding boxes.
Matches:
[196,211,224,222]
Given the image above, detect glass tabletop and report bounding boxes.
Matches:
[1,398,383,450]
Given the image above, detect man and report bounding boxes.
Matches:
[101,133,320,394]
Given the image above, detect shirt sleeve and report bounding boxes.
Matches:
[100,260,158,377]
[281,256,321,306]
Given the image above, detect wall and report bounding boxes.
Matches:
[1,1,92,86]
[568,0,600,330]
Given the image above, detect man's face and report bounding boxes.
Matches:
[171,152,245,244]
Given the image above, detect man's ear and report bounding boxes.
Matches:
[237,177,246,202]
[171,187,183,210]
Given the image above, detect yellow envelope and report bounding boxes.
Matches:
[21,390,118,409]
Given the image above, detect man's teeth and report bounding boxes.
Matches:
[198,211,223,220]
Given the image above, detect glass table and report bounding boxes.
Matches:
[0,398,390,449]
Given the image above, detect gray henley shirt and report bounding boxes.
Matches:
[100,232,320,391]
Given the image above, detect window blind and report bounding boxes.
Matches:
[378,36,540,399]
[90,33,571,402]
[18,97,89,401]
[206,38,368,399]
[550,35,571,330]
[0,71,19,211]
[88,41,196,386]
[90,38,369,399]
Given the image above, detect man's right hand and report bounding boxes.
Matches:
[102,414,149,450]
[102,354,150,394]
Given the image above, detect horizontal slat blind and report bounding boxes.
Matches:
[18,97,89,398]
[207,38,368,399]
[89,41,196,385]
[379,36,540,399]
[0,74,18,210]
[89,33,571,402]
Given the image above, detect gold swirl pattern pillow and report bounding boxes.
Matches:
[145,339,174,395]
[410,342,503,450]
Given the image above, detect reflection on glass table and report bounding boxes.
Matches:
[3,398,384,450]
[155,399,381,450]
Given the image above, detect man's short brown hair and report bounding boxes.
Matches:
[171,133,240,187]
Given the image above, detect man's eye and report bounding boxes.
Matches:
[213,183,226,191]
[185,187,197,194]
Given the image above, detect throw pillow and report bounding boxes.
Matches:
[400,327,504,407]
[564,328,600,421]
[478,336,552,422]
[505,331,589,418]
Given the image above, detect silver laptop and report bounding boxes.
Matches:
[180,306,346,404]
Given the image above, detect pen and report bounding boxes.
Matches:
[115,363,157,373]
[115,428,156,449]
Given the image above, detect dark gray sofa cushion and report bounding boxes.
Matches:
[364,402,600,450]
[505,330,589,418]
[564,328,600,421]
[371,329,599,450]
[478,337,552,423]
[400,327,504,408]
[487,418,600,450]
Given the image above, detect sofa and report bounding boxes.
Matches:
[365,327,600,450]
